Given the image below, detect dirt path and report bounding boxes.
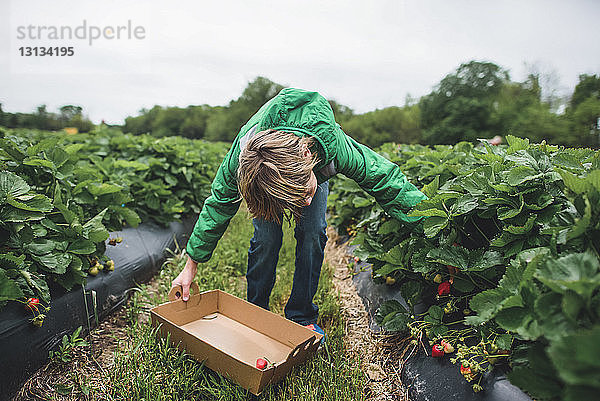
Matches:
[324,227,409,401]
[16,230,410,401]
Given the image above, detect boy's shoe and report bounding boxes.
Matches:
[304,323,326,345]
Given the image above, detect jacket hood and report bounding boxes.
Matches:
[253,88,338,169]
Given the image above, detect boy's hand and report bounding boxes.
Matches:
[171,256,198,301]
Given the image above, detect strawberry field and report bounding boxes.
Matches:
[1,126,599,401]
[0,126,228,320]
[328,137,600,400]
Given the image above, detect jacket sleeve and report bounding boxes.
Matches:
[186,146,241,263]
[334,129,427,224]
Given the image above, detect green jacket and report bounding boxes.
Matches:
[186,88,427,263]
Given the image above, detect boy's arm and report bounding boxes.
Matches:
[186,148,241,263]
[334,128,427,223]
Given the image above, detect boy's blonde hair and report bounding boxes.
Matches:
[237,129,319,224]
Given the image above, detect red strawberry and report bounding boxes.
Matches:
[256,358,267,370]
[25,297,40,313]
[437,281,451,296]
[460,364,472,375]
[431,344,444,357]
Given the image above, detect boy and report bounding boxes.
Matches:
[172,88,426,335]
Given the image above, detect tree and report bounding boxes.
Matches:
[59,105,83,123]
[342,105,421,147]
[205,77,284,141]
[569,74,600,111]
[124,106,162,135]
[328,100,354,124]
[420,61,509,144]
[151,107,187,137]
[179,105,211,139]
[570,96,600,147]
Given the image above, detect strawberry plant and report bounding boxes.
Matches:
[330,135,600,399]
[0,127,228,318]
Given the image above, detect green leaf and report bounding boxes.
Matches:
[452,275,475,293]
[469,250,504,271]
[375,300,411,332]
[0,206,45,222]
[23,157,55,169]
[7,194,53,212]
[26,137,59,156]
[64,143,84,155]
[422,216,448,238]
[505,165,540,186]
[378,219,402,235]
[534,252,600,301]
[31,252,72,274]
[547,325,600,388]
[0,171,30,202]
[507,342,562,399]
[352,197,372,208]
[427,246,503,271]
[564,385,598,401]
[375,263,402,276]
[466,288,513,325]
[421,176,439,198]
[506,215,536,235]
[0,138,26,161]
[0,269,25,301]
[428,246,469,269]
[113,159,149,170]
[24,239,55,255]
[557,168,588,194]
[20,270,50,303]
[506,135,529,154]
[119,207,141,227]
[497,194,524,220]
[427,305,443,322]
[400,281,422,307]
[507,366,562,400]
[566,195,591,241]
[0,253,26,269]
[83,208,109,243]
[562,291,584,322]
[450,194,478,216]
[87,183,123,196]
[67,239,96,255]
[495,333,513,350]
[408,208,447,218]
[47,147,70,169]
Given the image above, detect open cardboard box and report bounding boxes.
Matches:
[150,283,323,395]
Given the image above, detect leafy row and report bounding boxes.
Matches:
[328,136,600,400]
[0,127,228,315]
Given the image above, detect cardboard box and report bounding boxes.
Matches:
[150,283,323,395]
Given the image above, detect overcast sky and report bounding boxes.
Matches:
[1,0,599,124]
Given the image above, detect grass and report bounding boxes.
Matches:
[97,210,368,400]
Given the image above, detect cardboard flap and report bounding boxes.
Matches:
[285,336,319,362]
[169,282,200,302]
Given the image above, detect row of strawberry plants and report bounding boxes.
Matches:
[328,136,600,400]
[0,127,228,322]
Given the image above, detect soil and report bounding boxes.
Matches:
[325,227,409,401]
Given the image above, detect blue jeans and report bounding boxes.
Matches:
[246,181,329,325]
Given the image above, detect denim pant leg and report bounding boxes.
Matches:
[285,181,329,325]
[246,217,283,310]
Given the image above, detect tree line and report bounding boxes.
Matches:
[2,61,599,147]
[0,104,94,133]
